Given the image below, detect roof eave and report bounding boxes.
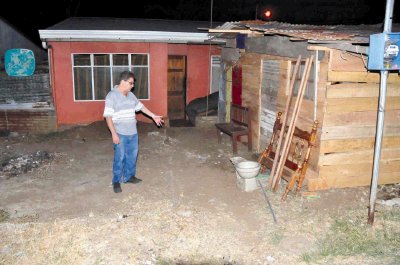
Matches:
[38,30,215,43]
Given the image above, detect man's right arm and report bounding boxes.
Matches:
[104,93,120,144]
[106,117,120,144]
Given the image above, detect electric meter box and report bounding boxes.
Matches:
[368,33,400,71]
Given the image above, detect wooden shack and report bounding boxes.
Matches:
[215,22,400,191]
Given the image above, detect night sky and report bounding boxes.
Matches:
[2,0,399,46]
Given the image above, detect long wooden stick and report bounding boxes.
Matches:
[272,56,314,191]
[269,56,301,188]
[271,57,308,188]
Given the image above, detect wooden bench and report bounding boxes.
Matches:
[258,112,318,200]
[215,103,252,154]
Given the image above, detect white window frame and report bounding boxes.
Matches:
[71,53,150,101]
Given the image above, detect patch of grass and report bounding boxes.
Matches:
[0,209,10,223]
[156,260,171,265]
[269,229,285,245]
[303,209,400,263]
[301,253,312,263]
[156,259,234,265]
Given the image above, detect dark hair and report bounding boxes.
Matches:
[119,71,135,82]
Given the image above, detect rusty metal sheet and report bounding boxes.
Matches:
[234,21,400,43]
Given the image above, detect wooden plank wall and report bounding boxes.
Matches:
[240,52,326,175]
[241,53,302,153]
[276,51,329,180]
[0,74,51,104]
[308,49,400,191]
[240,53,262,152]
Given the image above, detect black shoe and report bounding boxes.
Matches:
[113,183,122,193]
[125,177,142,184]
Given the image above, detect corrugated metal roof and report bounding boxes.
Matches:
[216,21,400,44]
[40,17,224,44]
[46,17,221,33]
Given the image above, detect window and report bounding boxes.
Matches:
[260,59,280,141]
[210,55,221,93]
[72,53,150,100]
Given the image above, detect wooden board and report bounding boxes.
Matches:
[307,178,329,191]
[326,97,400,113]
[320,136,400,153]
[319,160,400,179]
[329,49,368,72]
[319,148,400,166]
[308,172,400,191]
[321,124,400,140]
[323,110,400,126]
[328,71,400,84]
[324,173,400,189]
[240,52,262,152]
[327,83,400,98]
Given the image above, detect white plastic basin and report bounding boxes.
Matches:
[235,161,261,179]
[230,156,247,166]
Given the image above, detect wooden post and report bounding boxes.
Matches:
[269,56,301,188]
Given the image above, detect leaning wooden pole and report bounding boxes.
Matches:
[269,56,301,188]
[271,57,310,189]
[272,56,314,191]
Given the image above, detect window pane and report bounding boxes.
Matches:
[93,54,110,66]
[132,67,149,99]
[211,65,221,93]
[94,67,111,100]
[73,54,91,66]
[131,54,148,65]
[211,56,221,93]
[74,67,92,100]
[113,54,129,66]
[112,67,130,87]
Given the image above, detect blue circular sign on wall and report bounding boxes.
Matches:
[5,48,35,77]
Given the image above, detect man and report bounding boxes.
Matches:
[103,71,164,193]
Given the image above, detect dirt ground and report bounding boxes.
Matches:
[0,117,399,265]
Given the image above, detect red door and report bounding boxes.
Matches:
[232,65,242,105]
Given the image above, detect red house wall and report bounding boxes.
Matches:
[48,41,220,127]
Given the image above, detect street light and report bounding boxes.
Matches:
[264,10,272,19]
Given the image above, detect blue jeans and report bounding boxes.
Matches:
[112,133,139,184]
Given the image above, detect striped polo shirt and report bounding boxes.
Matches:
[103,87,144,135]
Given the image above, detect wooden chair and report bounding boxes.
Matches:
[215,103,252,154]
[258,112,318,200]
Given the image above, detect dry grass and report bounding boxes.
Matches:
[0,195,267,265]
[1,189,399,265]
[302,208,400,264]
[0,209,10,223]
